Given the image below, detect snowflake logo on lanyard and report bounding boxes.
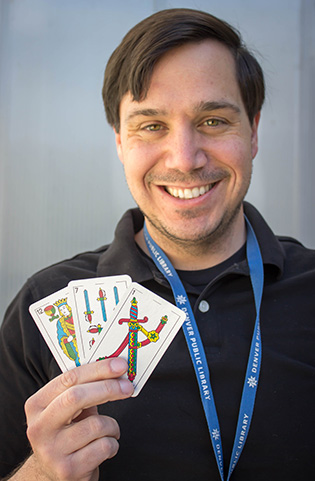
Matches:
[247,376,258,388]
[212,428,220,441]
[176,294,187,305]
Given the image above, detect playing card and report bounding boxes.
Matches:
[68,275,131,363]
[89,283,186,396]
[29,287,81,372]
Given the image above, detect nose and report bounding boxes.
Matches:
[164,124,207,173]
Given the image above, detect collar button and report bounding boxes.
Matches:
[198,300,210,313]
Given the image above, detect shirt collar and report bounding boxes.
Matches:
[96,202,285,283]
[243,201,284,278]
[97,208,155,283]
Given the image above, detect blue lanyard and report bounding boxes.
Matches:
[143,216,264,481]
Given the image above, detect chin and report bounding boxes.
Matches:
[149,218,219,247]
[145,202,244,248]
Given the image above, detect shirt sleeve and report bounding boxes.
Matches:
[0,281,59,478]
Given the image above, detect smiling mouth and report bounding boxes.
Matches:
[164,183,215,199]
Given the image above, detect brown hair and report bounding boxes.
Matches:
[102,8,265,132]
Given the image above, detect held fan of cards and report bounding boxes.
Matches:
[29,276,186,396]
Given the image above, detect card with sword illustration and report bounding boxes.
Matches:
[88,282,186,396]
[68,275,131,363]
[29,277,186,395]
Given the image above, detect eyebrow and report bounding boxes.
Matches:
[125,108,167,123]
[195,100,241,114]
[124,101,241,124]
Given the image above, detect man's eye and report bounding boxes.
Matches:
[204,119,222,127]
[144,124,162,131]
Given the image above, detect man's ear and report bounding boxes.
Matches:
[251,112,260,159]
[114,127,124,164]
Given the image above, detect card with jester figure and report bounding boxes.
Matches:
[29,287,81,372]
[68,275,131,363]
[88,282,186,396]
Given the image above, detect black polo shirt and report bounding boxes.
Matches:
[0,202,315,480]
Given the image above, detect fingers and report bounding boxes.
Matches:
[59,414,120,455]
[23,358,134,481]
[36,435,119,481]
[25,358,132,417]
[31,433,119,481]
[26,358,133,438]
[42,376,132,428]
[66,436,120,478]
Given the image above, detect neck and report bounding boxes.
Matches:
[135,213,247,271]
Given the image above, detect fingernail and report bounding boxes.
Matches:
[119,379,134,395]
[110,357,127,373]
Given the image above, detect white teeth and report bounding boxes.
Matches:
[184,188,193,199]
[166,184,213,199]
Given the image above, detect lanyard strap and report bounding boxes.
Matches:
[143,216,264,481]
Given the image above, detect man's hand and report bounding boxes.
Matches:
[19,358,133,481]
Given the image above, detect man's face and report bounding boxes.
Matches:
[115,40,259,253]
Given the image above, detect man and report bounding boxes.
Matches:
[0,8,314,481]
